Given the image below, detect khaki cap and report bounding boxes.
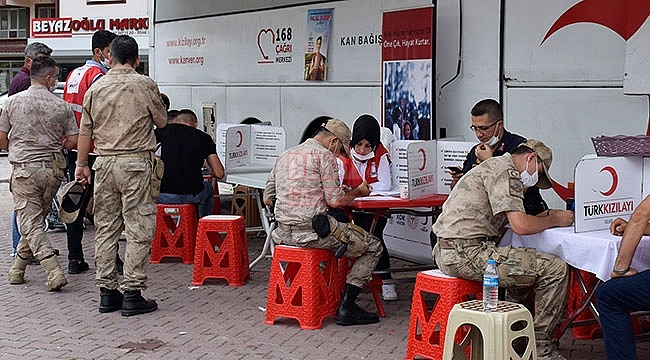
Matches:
[323,118,351,157]
[56,181,90,224]
[518,139,553,189]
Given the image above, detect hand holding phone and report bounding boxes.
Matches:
[447,166,462,174]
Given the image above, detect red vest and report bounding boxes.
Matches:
[63,63,106,152]
[340,144,390,188]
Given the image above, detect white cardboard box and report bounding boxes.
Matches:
[574,155,643,232]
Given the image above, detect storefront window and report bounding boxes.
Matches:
[0,8,27,39]
[36,5,56,19]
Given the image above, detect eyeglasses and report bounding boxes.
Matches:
[470,120,500,133]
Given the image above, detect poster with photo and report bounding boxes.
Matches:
[304,8,333,81]
[382,7,434,140]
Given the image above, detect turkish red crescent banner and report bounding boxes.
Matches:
[382,7,434,140]
[382,7,433,61]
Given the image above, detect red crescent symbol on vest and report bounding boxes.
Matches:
[418,148,426,171]
[600,166,618,196]
[236,130,243,147]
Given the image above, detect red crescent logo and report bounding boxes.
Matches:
[418,148,426,171]
[257,28,275,60]
[542,0,650,44]
[236,130,243,147]
[599,166,618,196]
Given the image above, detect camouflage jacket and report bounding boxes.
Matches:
[433,153,525,239]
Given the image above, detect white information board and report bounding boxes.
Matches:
[435,140,475,194]
[574,155,643,232]
[217,123,286,173]
[407,141,437,199]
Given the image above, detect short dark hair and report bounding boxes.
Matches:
[300,115,332,143]
[241,117,261,124]
[167,109,180,121]
[110,35,139,66]
[160,93,170,111]
[471,99,503,122]
[175,109,198,125]
[92,30,117,52]
[30,56,58,79]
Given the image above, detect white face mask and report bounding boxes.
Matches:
[520,157,539,188]
[484,123,500,147]
[327,139,339,154]
[351,148,374,162]
[47,77,56,92]
[100,54,111,69]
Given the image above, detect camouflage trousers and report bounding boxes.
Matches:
[11,165,63,260]
[433,241,569,341]
[271,223,382,289]
[92,155,157,291]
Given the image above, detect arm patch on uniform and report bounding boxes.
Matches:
[508,169,524,199]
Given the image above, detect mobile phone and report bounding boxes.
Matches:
[447,166,462,174]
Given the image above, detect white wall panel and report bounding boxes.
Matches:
[505,87,648,208]
[280,86,377,147]
[225,87,281,125]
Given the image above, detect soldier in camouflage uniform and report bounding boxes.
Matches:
[74,35,167,317]
[433,140,575,360]
[0,56,78,291]
[264,119,383,326]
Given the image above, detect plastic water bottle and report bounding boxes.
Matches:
[483,259,499,311]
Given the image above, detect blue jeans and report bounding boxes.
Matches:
[157,181,214,218]
[12,211,19,254]
[596,269,650,360]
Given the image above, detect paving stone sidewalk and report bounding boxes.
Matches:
[0,156,648,359]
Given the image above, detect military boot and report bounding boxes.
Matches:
[121,290,158,317]
[99,288,123,313]
[40,255,68,291]
[8,255,30,284]
[335,284,380,326]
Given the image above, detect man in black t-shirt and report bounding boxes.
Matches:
[155,109,224,217]
[450,99,548,215]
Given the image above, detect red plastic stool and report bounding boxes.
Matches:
[151,204,198,264]
[265,245,341,330]
[191,215,250,286]
[337,257,386,318]
[405,269,482,360]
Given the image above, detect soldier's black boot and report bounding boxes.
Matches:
[121,290,158,317]
[99,287,123,313]
[335,284,380,326]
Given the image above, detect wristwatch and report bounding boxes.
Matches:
[612,266,630,275]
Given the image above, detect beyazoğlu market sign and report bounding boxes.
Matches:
[32,17,149,38]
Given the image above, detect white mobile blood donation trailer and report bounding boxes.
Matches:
[153,1,650,263]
